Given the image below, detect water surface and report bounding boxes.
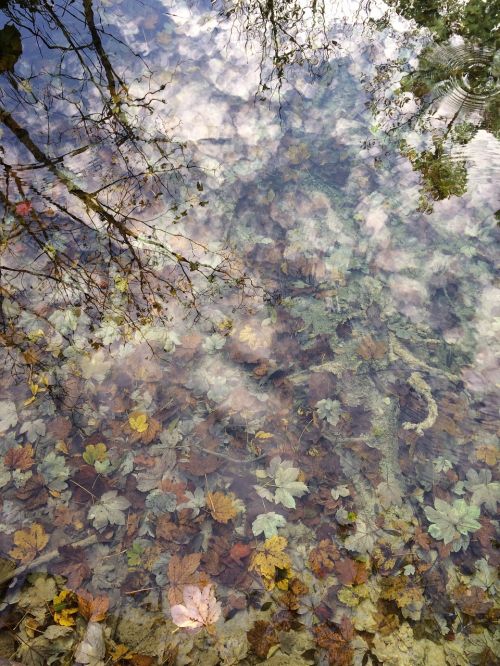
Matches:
[0,1,498,664]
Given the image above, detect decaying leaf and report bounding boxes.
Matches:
[308,539,339,578]
[4,444,35,471]
[171,584,222,633]
[74,621,105,665]
[9,523,49,564]
[52,589,79,626]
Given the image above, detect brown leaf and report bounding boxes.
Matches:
[314,624,353,666]
[9,523,48,564]
[180,450,222,476]
[206,492,238,524]
[247,620,279,659]
[167,553,202,605]
[15,474,48,509]
[4,444,35,471]
[452,585,493,617]
[308,539,339,578]
[335,558,367,586]
[356,335,387,360]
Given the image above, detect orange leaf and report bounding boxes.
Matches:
[206,492,238,524]
[229,542,252,562]
[76,589,110,622]
[4,444,35,471]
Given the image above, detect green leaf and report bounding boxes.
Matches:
[88,491,131,531]
[252,512,286,538]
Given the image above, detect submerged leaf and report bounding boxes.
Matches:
[171,584,222,633]
[251,512,286,538]
[88,491,131,531]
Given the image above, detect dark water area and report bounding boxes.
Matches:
[0,1,498,664]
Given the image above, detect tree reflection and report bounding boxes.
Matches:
[369,0,499,213]
[0,0,251,379]
[213,0,338,98]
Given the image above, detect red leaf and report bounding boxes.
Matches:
[15,201,32,216]
[229,542,252,562]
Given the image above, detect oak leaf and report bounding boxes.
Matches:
[9,523,48,564]
[206,492,238,523]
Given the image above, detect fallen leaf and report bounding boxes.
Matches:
[52,589,78,626]
[171,584,221,633]
[128,412,148,433]
[4,444,35,471]
[206,491,238,524]
[229,543,252,562]
[77,590,110,622]
[15,200,32,216]
[9,523,49,564]
[167,553,202,605]
[250,535,292,590]
[308,540,339,578]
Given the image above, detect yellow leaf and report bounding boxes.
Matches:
[9,523,49,564]
[53,590,78,627]
[255,431,273,439]
[250,536,292,590]
[206,492,238,524]
[128,412,148,433]
[238,325,260,349]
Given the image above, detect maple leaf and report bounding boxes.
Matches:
[475,445,498,467]
[4,444,35,471]
[251,512,286,538]
[308,539,339,578]
[229,542,252,562]
[0,399,18,432]
[87,491,131,531]
[167,553,202,605]
[250,535,292,590]
[206,491,238,523]
[82,443,108,465]
[77,589,110,622]
[9,523,49,564]
[335,558,368,586]
[171,584,222,633]
[254,456,309,509]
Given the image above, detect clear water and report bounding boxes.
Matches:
[0,1,498,664]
